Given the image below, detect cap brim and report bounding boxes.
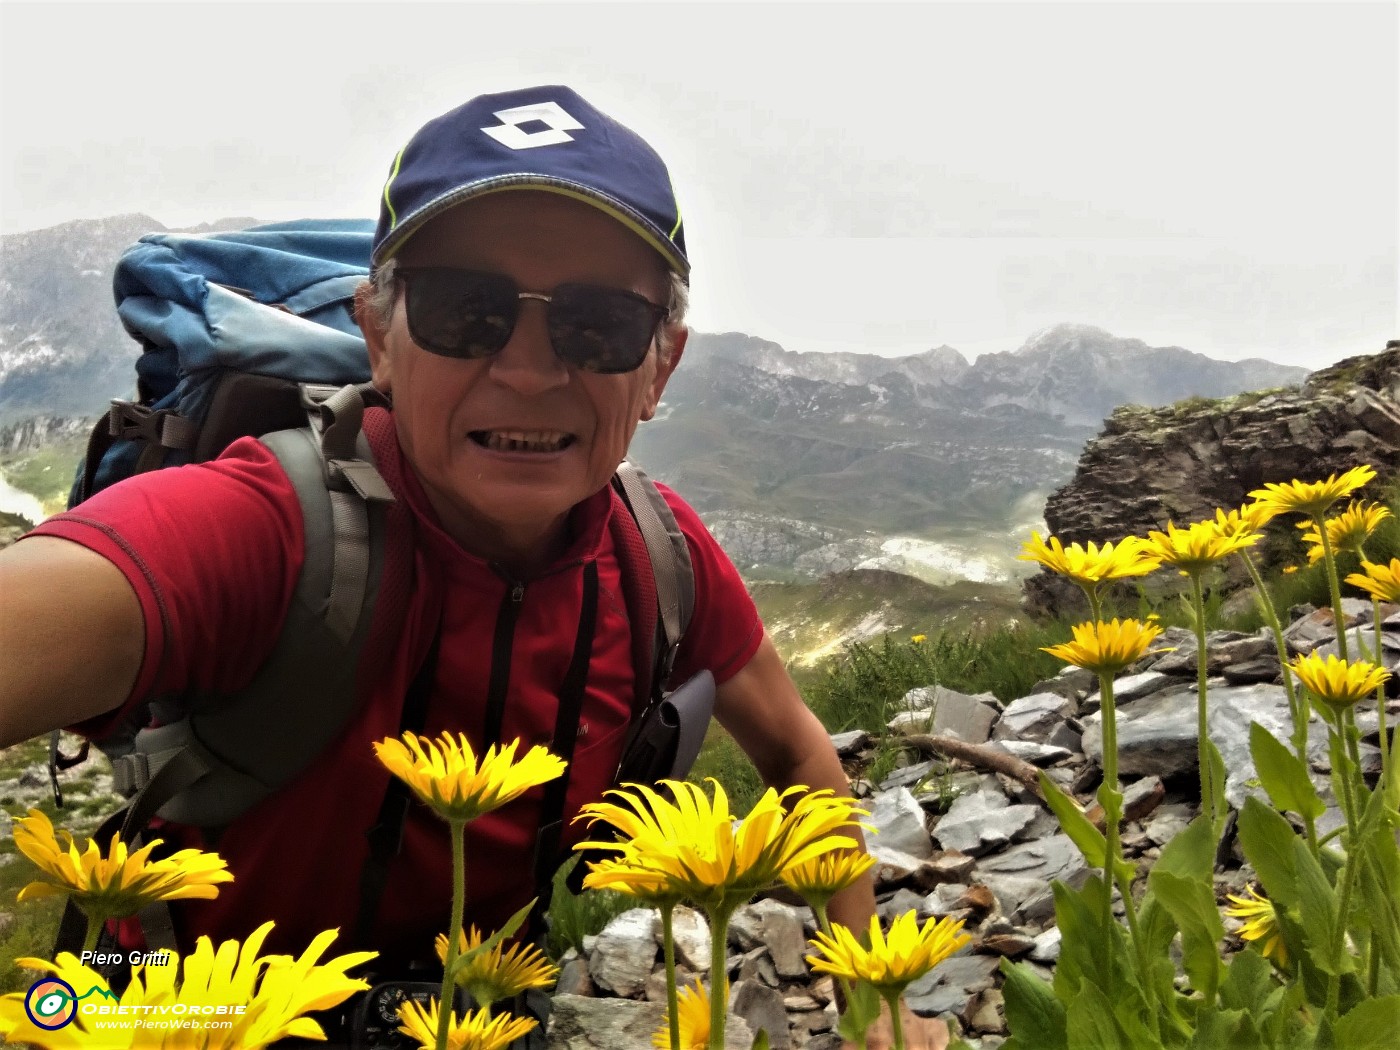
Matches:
[373,177,689,278]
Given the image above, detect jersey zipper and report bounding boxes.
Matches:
[481,578,526,747]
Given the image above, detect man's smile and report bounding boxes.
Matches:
[469,429,577,453]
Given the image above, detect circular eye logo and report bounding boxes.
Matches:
[25,978,78,1030]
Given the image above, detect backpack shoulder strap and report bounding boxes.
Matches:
[609,461,695,711]
[104,384,395,827]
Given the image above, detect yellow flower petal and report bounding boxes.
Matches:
[1018,532,1161,591]
[397,997,537,1050]
[1248,465,1377,518]
[435,927,559,1008]
[1299,500,1392,564]
[575,780,866,911]
[1346,558,1400,604]
[652,978,716,1050]
[1144,518,1258,575]
[806,912,972,996]
[1041,618,1168,676]
[12,809,232,923]
[374,731,567,824]
[1225,884,1288,967]
[1288,652,1389,715]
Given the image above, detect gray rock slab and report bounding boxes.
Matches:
[548,994,752,1049]
[730,898,808,978]
[878,759,939,792]
[992,692,1075,743]
[878,887,933,922]
[976,834,1089,887]
[976,872,1056,925]
[932,790,1037,856]
[1045,720,1084,754]
[588,908,657,997]
[730,979,791,1050]
[868,843,930,889]
[1030,926,1062,963]
[904,953,1000,1016]
[1145,803,1195,846]
[901,685,1001,744]
[1082,685,1201,778]
[1112,671,1177,703]
[829,729,872,757]
[868,786,934,858]
[667,905,711,974]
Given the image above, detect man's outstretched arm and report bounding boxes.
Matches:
[0,536,143,747]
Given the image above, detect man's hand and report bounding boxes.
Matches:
[843,999,950,1050]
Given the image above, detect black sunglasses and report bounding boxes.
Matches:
[395,267,668,374]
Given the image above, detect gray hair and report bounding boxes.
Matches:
[364,260,689,362]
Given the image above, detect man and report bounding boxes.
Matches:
[0,86,943,1049]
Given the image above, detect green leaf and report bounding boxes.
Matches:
[1065,984,1129,1050]
[1149,870,1224,1000]
[1219,947,1271,1013]
[1250,721,1326,820]
[835,980,881,1045]
[1237,797,1302,906]
[446,897,536,980]
[999,960,1068,1050]
[749,1031,771,1050]
[1205,736,1229,835]
[1332,996,1400,1048]
[1040,771,1108,869]
[1154,813,1216,881]
[1291,834,1348,977]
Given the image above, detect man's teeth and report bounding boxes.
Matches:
[479,430,572,452]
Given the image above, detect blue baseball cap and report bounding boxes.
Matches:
[372,85,688,279]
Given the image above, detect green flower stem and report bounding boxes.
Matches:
[813,903,867,1050]
[1189,574,1216,829]
[1240,551,1308,762]
[81,913,102,958]
[708,903,735,1050]
[883,992,906,1050]
[661,902,680,1050]
[437,817,468,1050]
[1315,515,1350,663]
[1370,598,1393,799]
[1098,671,1154,1025]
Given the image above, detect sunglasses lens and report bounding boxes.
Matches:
[403,269,517,359]
[548,285,663,373]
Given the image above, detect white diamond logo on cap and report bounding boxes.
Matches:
[480,101,584,150]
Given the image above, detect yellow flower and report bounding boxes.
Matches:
[575,780,864,910]
[780,848,875,912]
[651,978,715,1050]
[1018,532,1161,591]
[0,921,374,1049]
[373,731,567,824]
[434,927,558,1008]
[1299,500,1393,564]
[1282,565,1299,575]
[1041,618,1168,676]
[1288,652,1390,715]
[13,809,232,921]
[911,634,927,644]
[1212,503,1280,541]
[397,998,537,1050]
[1225,885,1288,967]
[1347,558,1400,603]
[1144,519,1259,575]
[1248,465,1377,518]
[806,912,972,997]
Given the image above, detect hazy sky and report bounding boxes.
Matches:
[2,1,1396,369]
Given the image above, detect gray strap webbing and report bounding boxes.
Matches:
[615,460,695,664]
[327,487,371,643]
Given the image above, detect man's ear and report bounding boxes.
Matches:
[354,281,394,395]
[641,326,687,422]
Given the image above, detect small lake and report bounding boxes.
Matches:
[0,471,49,525]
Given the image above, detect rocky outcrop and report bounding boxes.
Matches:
[1025,342,1400,616]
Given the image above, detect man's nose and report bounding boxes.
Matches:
[486,299,570,394]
